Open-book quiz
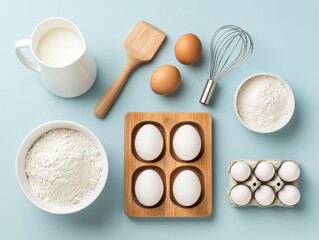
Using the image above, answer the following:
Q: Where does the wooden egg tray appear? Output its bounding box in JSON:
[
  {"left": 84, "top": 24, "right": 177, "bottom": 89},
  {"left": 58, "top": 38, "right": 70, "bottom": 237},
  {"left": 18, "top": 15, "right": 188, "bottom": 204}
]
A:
[
  {"left": 124, "top": 112, "right": 213, "bottom": 217},
  {"left": 227, "top": 160, "right": 300, "bottom": 207}
]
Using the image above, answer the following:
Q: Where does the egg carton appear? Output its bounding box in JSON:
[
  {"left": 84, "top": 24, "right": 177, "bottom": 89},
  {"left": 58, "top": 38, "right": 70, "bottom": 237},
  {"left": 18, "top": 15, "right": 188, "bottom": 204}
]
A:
[
  {"left": 227, "top": 160, "right": 300, "bottom": 207},
  {"left": 124, "top": 112, "right": 212, "bottom": 217}
]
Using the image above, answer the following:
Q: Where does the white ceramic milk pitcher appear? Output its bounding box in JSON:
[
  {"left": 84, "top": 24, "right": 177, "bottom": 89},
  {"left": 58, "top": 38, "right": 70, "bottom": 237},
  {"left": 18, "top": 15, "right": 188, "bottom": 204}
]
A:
[{"left": 15, "top": 17, "right": 97, "bottom": 98}]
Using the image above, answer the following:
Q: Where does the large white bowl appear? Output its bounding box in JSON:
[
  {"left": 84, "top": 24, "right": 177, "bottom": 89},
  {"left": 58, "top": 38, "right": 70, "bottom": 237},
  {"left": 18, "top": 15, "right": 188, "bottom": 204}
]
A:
[
  {"left": 234, "top": 73, "right": 295, "bottom": 133},
  {"left": 16, "top": 121, "right": 108, "bottom": 214}
]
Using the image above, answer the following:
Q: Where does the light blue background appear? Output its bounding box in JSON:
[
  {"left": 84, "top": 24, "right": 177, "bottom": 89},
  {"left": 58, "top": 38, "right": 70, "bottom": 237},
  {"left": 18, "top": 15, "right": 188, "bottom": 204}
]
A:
[{"left": 1, "top": 0, "right": 318, "bottom": 239}]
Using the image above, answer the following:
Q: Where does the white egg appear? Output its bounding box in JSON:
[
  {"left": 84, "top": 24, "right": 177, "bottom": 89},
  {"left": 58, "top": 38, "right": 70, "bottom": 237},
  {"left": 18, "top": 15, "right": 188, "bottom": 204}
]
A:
[
  {"left": 134, "top": 169, "right": 164, "bottom": 207},
  {"left": 173, "top": 170, "right": 201, "bottom": 206},
  {"left": 278, "top": 185, "right": 300, "bottom": 206},
  {"left": 230, "top": 162, "right": 251, "bottom": 182},
  {"left": 278, "top": 161, "right": 300, "bottom": 182},
  {"left": 230, "top": 185, "right": 252, "bottom": 206},
  {"left": 134, "top": 124, "right": 164, "bottom": 161},
  {"left": 173, "top": 124, "right": 202, "bottom": 161},
  {"left": 254, "top": 185, "right": 275, "bottom": 206},
  {"left": 254, "top": 162, "right": 275, "bottom": 181}
]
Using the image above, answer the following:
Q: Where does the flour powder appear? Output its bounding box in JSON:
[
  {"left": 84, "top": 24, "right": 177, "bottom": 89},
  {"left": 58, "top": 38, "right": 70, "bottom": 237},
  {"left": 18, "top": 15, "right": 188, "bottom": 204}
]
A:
[
  {"left": 236, "top": 75, "right": 292, "bottom": 131},
  {"left": 26, "top": 128, "right": 102, "bottom": 206}
]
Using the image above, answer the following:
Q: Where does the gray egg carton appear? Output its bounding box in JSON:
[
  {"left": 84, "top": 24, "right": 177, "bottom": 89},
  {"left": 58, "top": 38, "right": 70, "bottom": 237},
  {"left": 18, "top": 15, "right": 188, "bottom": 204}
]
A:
[{"left": 227, "top": 160, "right": 299, "bottom": 207}]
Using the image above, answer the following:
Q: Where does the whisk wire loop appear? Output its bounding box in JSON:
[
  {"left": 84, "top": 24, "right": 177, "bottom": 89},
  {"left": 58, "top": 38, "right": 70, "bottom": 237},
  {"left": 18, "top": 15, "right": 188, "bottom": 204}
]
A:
[
  {"left": 210, "top": 25, "right": 253, "bottom": 83},
  {"left": 200, "top": 25, "right": 253, "bottom": 105}
]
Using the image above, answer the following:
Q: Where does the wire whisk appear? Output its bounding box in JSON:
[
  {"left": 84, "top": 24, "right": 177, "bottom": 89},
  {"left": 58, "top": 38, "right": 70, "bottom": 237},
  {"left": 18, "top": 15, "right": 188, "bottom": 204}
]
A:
[{"left": 200, "top": 25, "right": 253, "bottom": 105}]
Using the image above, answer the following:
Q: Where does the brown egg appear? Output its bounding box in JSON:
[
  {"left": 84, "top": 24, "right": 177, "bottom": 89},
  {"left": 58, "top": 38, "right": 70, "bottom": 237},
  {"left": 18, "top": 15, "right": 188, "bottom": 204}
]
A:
[
  {"left": 150, "top": 65, "right": 181, "bottom": 95},
  {"left": 174, "top": 33, "right": 202, "bottom": 65}
]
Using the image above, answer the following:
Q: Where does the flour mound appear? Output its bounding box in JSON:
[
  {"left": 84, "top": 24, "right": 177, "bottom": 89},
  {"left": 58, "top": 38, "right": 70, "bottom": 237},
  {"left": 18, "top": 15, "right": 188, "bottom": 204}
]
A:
[
  {"left": 236, "top": 75, "right": 292, "bottom": 131},
  {"left": 26, "top": 128, "right": 102, "bottom": 206}
]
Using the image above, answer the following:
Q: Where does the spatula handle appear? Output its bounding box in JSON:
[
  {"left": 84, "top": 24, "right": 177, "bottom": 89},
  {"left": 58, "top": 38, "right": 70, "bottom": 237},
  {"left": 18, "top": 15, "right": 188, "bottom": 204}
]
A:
[{"left": 94, "top": 54, "right": 143, "bottom": 118}]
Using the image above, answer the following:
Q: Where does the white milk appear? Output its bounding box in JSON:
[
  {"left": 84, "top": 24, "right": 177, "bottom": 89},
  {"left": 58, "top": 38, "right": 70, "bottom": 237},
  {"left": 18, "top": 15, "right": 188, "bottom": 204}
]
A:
[{"left": 36, "top": 28, "right": 84, "bottom": 66}]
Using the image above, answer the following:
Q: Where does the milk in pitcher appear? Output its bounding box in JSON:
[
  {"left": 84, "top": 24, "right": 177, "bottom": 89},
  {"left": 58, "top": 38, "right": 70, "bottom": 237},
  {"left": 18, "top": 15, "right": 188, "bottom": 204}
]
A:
[{"left": 36, "top": 27, "right": 84, "bottom": 67}]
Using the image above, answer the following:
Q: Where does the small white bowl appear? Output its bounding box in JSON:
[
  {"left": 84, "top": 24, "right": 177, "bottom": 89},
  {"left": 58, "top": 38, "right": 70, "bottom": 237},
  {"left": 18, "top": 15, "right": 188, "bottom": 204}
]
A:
[
  {"left": 234, "top": 73, "right": 295, "bottom": 133},
  {"left": 16, "top": 121, "right": 108, "bottom": 214}
]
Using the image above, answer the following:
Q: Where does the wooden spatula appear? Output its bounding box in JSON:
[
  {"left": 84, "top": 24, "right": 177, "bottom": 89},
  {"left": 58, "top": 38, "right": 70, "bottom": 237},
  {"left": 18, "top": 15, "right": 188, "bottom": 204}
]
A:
[{"left": 94, "top": 21, "right": 166, "bottom": 118}]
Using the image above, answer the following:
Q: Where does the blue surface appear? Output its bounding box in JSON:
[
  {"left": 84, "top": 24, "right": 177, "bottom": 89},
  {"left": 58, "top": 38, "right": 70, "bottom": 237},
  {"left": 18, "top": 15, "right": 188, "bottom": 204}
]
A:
[{"left": 1, "top": 0, "right": 318, "bottom": 239}]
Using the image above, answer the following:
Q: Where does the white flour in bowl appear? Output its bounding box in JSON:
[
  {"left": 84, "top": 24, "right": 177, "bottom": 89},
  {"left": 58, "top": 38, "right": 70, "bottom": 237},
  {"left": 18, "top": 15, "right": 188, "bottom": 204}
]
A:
[
  {"left": 236, "top": 75, "right": 293, "bottom": 132},
  {"left": 26, "top": 128, "right": 102, "bottom": 206}
]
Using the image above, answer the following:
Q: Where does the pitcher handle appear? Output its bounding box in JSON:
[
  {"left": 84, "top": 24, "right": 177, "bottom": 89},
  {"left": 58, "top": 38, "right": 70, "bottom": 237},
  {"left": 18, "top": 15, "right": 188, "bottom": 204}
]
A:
[{"left": 15, "top": 39, "right": 40, "bottom": 73}]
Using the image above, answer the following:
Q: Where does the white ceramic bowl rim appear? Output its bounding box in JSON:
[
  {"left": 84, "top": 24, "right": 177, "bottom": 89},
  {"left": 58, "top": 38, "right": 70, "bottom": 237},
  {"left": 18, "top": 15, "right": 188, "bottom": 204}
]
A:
[
  {"left": 15, "top": 120, "right": 108, "bottom": 214},
  {"left": 234, "top": 73, "right": 295, "bottom": 133}
]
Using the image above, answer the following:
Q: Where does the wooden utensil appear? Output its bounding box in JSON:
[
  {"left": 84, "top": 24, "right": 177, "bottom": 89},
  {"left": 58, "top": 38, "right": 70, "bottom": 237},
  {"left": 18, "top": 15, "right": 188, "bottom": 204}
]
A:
[
  {"left": 94, "top": 21, "right": 166, "bottom": 118},
  {"left": 124, "top": 112, "right": 213, "bottom": 217}
]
